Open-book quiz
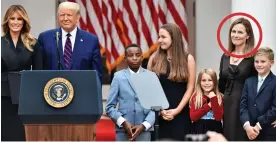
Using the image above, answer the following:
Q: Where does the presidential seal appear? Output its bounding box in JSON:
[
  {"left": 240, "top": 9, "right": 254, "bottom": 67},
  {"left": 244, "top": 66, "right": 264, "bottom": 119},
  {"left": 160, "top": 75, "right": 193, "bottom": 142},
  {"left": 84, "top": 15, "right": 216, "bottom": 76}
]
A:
[{"left": 44, "top": 77, "right": 74, "bottom": 108}]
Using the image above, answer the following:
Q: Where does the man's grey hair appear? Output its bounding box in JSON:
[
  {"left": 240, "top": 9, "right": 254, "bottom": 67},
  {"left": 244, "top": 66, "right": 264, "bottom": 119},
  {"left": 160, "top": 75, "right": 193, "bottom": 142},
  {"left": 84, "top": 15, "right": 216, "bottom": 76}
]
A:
[{"left": 58, "top": 1, "right": 80, "bottom": 15}]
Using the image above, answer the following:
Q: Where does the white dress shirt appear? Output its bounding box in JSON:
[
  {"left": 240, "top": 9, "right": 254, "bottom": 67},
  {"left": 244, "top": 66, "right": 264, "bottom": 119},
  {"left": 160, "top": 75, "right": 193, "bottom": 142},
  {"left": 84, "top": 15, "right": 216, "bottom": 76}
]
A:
[
  {"left": 116, "top": 67, "right": 152, "bottom": 131},
  {"left": 61, "top": 26, "right": 77, "bottom": 53}
]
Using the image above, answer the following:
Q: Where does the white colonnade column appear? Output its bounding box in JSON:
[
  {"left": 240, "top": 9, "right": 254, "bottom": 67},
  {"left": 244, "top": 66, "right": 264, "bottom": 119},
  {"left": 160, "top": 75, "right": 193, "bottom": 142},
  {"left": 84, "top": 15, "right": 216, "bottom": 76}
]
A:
[{"left": 232, "top": 0, "right": 276, "bottom": 74}]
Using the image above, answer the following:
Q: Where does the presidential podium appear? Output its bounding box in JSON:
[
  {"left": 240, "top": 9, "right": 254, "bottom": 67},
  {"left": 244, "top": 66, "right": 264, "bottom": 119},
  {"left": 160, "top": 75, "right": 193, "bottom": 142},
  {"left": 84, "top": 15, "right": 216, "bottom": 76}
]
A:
[{"left": 18, "top": 70, "right": 102, "bottom": 141}]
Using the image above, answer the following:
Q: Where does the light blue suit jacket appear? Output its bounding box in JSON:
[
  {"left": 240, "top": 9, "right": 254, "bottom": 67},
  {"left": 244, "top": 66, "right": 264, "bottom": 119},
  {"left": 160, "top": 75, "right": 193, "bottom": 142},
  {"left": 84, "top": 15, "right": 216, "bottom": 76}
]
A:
[{"left": 105, "top": 68, "right": 155, "bottom": 132}]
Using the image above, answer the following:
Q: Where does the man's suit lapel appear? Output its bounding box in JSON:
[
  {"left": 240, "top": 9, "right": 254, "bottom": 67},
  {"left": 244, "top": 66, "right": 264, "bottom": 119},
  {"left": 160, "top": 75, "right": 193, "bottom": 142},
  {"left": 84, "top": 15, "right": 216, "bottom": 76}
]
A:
[
  {"left": 256, "top": 72, "right": 273, "bottom": 97},
  {"left": 252, "top": 77, "right": 258, "bottom": 97},
  {"left": 125, "top": 69, "right": 137, "bottom": 94},
  {"left": 70, "top": 28, "right": 83, "bottom": 69}
]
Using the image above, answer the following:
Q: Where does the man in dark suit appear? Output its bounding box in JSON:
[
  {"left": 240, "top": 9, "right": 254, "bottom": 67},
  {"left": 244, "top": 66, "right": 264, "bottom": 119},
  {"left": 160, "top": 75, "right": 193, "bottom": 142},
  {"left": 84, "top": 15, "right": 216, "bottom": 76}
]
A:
[
  {"left": 240, "top": 47, "right": 276, "bottom": 141},
  {"left": 38, "top": 1, "right": 103, "bottom": 82}
]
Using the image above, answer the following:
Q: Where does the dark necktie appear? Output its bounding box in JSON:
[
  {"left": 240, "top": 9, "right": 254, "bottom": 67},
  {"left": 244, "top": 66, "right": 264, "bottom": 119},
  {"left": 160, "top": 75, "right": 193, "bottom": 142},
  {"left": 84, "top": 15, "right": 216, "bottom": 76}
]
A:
[{"left": 64, "top": 33, "right": 72, "bottom": 69}]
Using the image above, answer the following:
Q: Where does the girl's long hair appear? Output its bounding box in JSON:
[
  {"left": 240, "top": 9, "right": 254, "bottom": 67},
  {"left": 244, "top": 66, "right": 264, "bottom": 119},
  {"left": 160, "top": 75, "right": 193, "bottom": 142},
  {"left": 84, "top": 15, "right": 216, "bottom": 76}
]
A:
[
  {"left": 149, "top": 23, "right": 189, "bottom": 82},
  {"left": 190, "top": 68, "right": 223, "bottom": 109}
]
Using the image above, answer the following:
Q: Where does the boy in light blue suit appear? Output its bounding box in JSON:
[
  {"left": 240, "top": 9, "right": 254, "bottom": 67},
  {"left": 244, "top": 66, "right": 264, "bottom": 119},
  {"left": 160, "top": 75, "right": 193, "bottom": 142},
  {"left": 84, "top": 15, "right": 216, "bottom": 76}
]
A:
[{"left": 105, "top": 44, "right": 155, "bottom": 141}]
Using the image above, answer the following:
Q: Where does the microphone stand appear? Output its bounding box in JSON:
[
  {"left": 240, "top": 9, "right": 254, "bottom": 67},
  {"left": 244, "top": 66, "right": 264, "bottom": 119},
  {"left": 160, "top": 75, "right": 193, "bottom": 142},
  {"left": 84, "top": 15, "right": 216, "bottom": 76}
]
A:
[
  {"left": 56, "top": 32, "right": 62, "bottom": 70},
  {"left": 151, "top": 106, "right": 161, "bottom": 141}
]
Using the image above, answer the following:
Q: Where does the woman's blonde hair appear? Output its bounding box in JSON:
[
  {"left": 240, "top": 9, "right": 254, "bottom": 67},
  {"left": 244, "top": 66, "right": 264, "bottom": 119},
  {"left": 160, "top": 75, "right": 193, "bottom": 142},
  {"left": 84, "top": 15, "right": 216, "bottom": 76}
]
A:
[
  {"left": 2, "top": 5, "right": 36, "bottom": 52},
  {"left": 149, "top": 23, "right": 189, "bottom": 82},
  {"left": 190, "top": 68, "right": 223, "bottom": 109},
  {"left": 228, "top": 17, "right": 255, "bottom": 56}
]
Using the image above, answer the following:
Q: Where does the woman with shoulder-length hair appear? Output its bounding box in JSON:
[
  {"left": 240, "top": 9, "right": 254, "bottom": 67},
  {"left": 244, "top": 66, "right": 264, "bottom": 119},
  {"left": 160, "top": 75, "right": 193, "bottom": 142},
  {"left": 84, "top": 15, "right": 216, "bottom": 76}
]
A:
[
  {"left": 1, "top": 5, "right": 43, "bottom": 141},
  {"left": 218, "top": 17, "right": 257, "bottom": 141},
  {"left": 147, "top": 23, "right": 196, "bottom": 140}
]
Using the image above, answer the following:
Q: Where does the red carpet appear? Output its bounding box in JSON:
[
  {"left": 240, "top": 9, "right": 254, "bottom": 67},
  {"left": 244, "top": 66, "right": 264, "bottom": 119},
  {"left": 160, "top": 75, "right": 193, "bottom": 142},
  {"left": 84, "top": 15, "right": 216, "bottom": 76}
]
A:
[{"left": 96, "top": 119, "right": 116, "bottom": 141}]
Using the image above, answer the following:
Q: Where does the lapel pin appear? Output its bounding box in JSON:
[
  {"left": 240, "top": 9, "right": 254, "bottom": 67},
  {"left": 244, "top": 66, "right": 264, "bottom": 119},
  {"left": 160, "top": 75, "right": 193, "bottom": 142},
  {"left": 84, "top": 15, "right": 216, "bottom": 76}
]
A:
[{"left": 80, "top": 39, "right": 83, "bottom": 42}]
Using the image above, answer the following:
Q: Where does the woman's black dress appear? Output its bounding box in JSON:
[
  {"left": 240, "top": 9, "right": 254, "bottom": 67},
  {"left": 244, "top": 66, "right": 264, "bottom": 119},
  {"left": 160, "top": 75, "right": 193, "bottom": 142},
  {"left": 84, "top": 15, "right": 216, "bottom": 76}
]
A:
[
  {"left": 158, "top": 62, "right": 192, "bottom": 141},
  {"left": 218, "top": 54, "right": 257, "bottom": 141}
]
